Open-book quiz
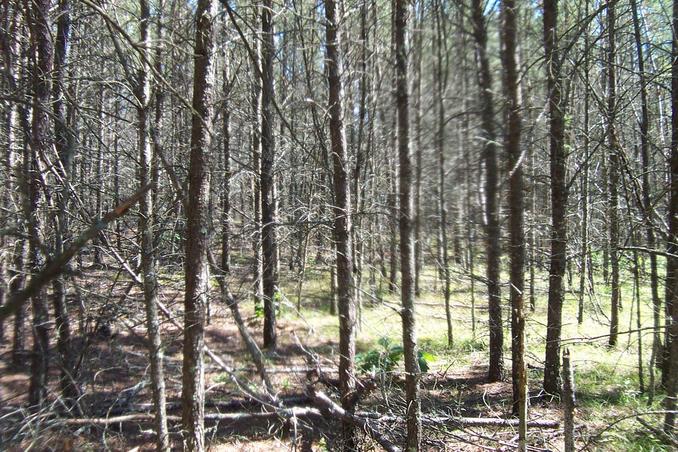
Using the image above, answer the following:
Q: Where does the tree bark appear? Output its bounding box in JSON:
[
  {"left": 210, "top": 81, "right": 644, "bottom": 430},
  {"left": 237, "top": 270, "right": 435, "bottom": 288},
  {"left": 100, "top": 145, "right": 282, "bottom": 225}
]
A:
[
  {"left": 261, "top": 0, "right": 278, "bottom": 349},
  {"left": 394, "top": 0, "right": 421, "bottom": 449},
  {"left": 501, "top": 0, "right": 527, "bottom": 443},
  {"left": 606, "top": 0, "right": 620, "bottom": 349},
  {"left": 137, "top": 0, "right": 169, "bottom": 448},
  {"left": 182, "top": 0, "right": 215, "bottom": 448},
  {"left": 543, "top": 0, "right": 568, "bottom": 395},
  {"left": 25, "top": 0, "right": 53, "bottom": 409},
  {"left": 630, "top": 0, "right": 662, "bottom": 393},
  {"left": 663, "top": 0, "right": 678, "bottom": 433},
  {"left": 470, "top": 0, "right": 503, "bottom": 382},
  {"left": 221, "top": 45, "right": 231, "bottom": 275},
  {"left": 324, "top": 1, "right": 357, "bottom": 447},
  {"left": 434, "top": 0, "right": 452, "bottom": 348}
]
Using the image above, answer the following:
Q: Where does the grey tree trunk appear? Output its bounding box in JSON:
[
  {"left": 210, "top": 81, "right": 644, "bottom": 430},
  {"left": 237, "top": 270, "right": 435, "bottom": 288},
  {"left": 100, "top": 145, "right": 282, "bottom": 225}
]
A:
[
  {"left": 606, "top": 0, "right": 620, "bottom": 348},
  {"left": 137, "top": 0, "right": 169, "bottom": 448},
  {"left": 221, "top": 46, "right": 231, "bottom": 275},
  {"left": 182, "top": 0, "right": 214, "bottom": 448},
  {"left": 663, "top": 0, "right": 678, "bottom": 433},
  {"left": 470, "top": 0, "right": 503, "bottom": 382},
  {"left": 631, "top": 0, "right": 662, "bottom": 393},
  {"left": 261, "top": 0, "right": 278, "bottom": 350},
  {"left": 394, "top": 0, "right": 421, "bottom": 448},
  {"left": 433, "top": 0, "right": 452, "bottom": 348},
  {"left": 324, "top": 1, "right": 357, "bottom": 447},
  {"left": 26, "top": 0, "right": 53, "bottom": 409},
  {"left": 52, "top": 0, "right": 78, "bottom": 404},
  {"left": 251, "top": 24, "right": 263, "bottom": 311},
  {"left": 501, "top": 0, "right": 527, "bottom": 442},
  {"left": 543, "top": 0, "right": 568, "bottom": 395}
]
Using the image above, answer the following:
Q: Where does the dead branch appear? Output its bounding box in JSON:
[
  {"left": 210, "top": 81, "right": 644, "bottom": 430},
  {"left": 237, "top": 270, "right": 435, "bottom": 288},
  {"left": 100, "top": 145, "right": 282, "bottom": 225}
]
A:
[
  {"left": 61, "top": 406, "right": 323, "bottom": 426},
  {"left": 0, "top": 184, "right": 151, "bottom": 321},
  {"left": 357, "top": 412, "right": 559, "bottom": 429},
  {"left": 309, "top": 387, "right": 402, "bottom": 452}
]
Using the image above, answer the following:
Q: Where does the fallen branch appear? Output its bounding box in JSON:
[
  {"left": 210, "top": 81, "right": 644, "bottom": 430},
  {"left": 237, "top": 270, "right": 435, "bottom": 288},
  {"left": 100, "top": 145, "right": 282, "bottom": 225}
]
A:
[
  {"left": 357, "top": 412, "right": 559, "bottom": 429},
  {"left": 111, "top": 394, "right": 312, "bottom": 415},
  {"left": 61, "top": 406, "right": 323, "bottom": 426},
  {"left": 0, "top": 184, "right": 151, "bottom": 321},
  {"left": 309, "top": 388, "right": 402, "bottom": 452},
  {"left": 636, "top": 417, "right": 678, "bottom": 448},
  {"left": 208, "top": 249, "right": 275, "bottom": 397}
]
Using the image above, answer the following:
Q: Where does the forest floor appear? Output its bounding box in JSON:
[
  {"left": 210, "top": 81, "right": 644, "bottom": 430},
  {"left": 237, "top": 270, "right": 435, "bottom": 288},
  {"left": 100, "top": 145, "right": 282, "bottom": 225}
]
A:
[{"left": 0, "top": 261, "right": 672, "bottom": 451}]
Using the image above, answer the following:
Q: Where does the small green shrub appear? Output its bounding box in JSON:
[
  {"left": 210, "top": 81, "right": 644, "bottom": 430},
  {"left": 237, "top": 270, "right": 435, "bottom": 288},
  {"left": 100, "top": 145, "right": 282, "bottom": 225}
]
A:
[{"left": 356, "top": 336, "right": 435, "bottom": 374}]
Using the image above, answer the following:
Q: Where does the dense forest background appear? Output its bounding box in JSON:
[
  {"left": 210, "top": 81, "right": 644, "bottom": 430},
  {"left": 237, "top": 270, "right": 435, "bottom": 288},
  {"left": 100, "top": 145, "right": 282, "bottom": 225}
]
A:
[{"left": 0, "top": 0, "right": 678, "bottom": 450}]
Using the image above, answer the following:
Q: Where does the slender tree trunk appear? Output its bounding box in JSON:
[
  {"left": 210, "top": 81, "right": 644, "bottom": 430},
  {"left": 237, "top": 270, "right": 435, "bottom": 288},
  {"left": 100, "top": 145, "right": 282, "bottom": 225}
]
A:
[
  {"left": 631, "top": 0, "right": 662, "bottom": 391},
  {"left": 501, "top": 1, "right": 526, "bottom": 442},
  {"left": 578, "top": 0, "right": 591, "bottom": 324},
  {"left": 251, "top": 27, "right": 263, "bottom": 311},
  {"left": 324, "top": 2, "right": 357, "bottom": 447},
  {"left": 221, "top": 46, "right": 231, "bottom": 274},
  {"left": 10, "top": 239, "right": 26, "bottom": 365},
  {"left": 137, "top": 0, "right": 169, "bottom": 448},
  {"left": 663, "top": 0, "right": 678, "bottom": 433},
  {"left": 470, "top": 0, "right": 503, "bottom": 382},
  {"left": 607, "top": 0, "right": 620, "bottom": 348},
  {"left": 413, "top": 0, "right": 424, "bottom": 298},
  {"left": 434, "top": 1, "right": 452, "bottom": 347},
  {"left": 394, "top": 0, "right": 421, "bottom": 448},
  {"left": 25, "top": 0, "right": 53, "bottom": 409},
  {"left": 52, "top": 0, "right": 78, "bottom": 404},
  {"left": 543, "top": 0, "right": 568, "bottom": 395},
  {"left": 182, "top": 0, "right": 214, "bottom": 448},
  {"left": 261, "top": 0, "right": 278, "bottom": 349}
]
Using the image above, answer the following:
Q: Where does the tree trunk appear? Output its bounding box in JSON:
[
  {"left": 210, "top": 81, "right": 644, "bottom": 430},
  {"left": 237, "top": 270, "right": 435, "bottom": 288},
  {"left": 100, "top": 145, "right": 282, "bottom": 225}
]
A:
[
  {"left": 394, "top": 0, "right": 421, "bottom": 448},
  {"left": 221, "top": 46, "right": 231, "bottom": 275},
  {"left": 543, "top": 0, "right": 568, "bottom": 395},
  {"left": 25, "top": 0, "right": 53, "bottom": 409},
  {"left": 663, "top": 0, "right": 678, "bottom": 433},
  {"left": 630, "top": 0, "right": 663, "bottom": 392},
  {"left": 606, "top": 0, "right": 620, "bottom": 348},
  {"left": 470, "top": 0, "right": 503, "bottom": 382},
  {"left": 501, "top": 0, "right": 526, "bottom": 442},
  {"left": 250, "top": 9, "right": 263, "bottom": 311},
  {"left": 413, "top": 0, "right": 424, "bottom": 298},
  {"left": 578, "top": 0, "right": 591, "bottom": 325},
  {"left": 182, "top": 0, "right": 215, "bottom": 448},
  {"left": 261, "top": 0, "right": 278, "bottom": 349},
  {"left": 324, "top": 2, "right": 357, "bottom": 447},
  {"left": 434, "top": 1, "right": 452, "bottom": 348},
  {"left": 137, "top": 0, "right": 169, "bottom": 448},
  {"left": 52, "top": 0, "right": 78, "bottom": 404}
]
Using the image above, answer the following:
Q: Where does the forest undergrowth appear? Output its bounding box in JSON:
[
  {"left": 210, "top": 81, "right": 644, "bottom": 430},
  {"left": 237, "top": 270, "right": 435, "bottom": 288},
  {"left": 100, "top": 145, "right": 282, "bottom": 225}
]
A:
[{"left": 0, "top": 259, "right": 669, "bottom": 451}]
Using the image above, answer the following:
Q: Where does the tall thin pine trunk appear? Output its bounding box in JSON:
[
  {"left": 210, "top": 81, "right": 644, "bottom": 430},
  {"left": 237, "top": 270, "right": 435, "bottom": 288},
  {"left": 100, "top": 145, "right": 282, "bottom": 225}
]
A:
[
  {"left": 434, "top": 1, "right": 452, "bottom": 347},
  {"left": 182, "top": 0, "right": 214, "bottom": 448},
  {"left": 607, "top": 0, "right": 620, "bottom": 348},
  {"left": 25, "top": 0, "right": 53, "bottom": 408},
  {"left": 394, "top": 0, "right": 421, "bottom": 448},
  {"left": 663, "top": 0, "right": 678, "bottom": 433},
  {"left": 137, "top": 0, "right": 169, "bottom": 448},
  {"left": 324, "top": 1, "right": 357, "bottom": 447},
  {"left": 261, "top": 0, "right": 278, "bottom": 349},
  {"left": 501, "top": 1, "right": 527, "bottom": 443},
  {"left": 631, "top": 0, "right": 662, "bottom": 392},
  {"left": 471, "top": 0, "right": 503, "bottom": 382},
  {"left": 543, "top": 0, "right": 568, "bottom": 395}
]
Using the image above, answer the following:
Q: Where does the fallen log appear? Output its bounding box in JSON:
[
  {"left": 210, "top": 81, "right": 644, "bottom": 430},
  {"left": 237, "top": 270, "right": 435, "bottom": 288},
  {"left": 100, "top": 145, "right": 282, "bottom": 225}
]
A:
[
  {"left": 115, "top": 394, "right": 312, "bottom": 415},
  {"left": 357, "top": 412, "right": 559, "bottom": 429},
  {"left": 62, "top": 406, "right": 323, "bottom": 426}
]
